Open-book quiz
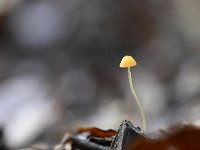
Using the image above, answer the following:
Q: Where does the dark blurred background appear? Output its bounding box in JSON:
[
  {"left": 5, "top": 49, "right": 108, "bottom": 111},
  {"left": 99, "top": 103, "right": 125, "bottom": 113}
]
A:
[{"left": 0, "top": 0, "right": 200, "bottom": 149}]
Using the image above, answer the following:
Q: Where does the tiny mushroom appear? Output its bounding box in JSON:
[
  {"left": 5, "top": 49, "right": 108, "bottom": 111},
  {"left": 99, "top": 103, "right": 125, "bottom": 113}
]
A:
[
  {"left": 120, "top": 55, "right": 146, "bottom": 133},
  {"left": 120, "top": 55, "right": 137, "bottom": 68}
]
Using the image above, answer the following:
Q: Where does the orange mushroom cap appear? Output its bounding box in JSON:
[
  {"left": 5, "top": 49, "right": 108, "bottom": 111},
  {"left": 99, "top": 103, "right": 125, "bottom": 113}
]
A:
[{"left": 120, "top": 55, "right": 137, "bottom": 68}]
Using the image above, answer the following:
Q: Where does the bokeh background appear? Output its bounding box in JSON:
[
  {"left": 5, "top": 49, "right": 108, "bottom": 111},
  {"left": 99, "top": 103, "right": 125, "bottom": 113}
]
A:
[{"left": 0, "top": 0, "right": 200, "bottom": 149}]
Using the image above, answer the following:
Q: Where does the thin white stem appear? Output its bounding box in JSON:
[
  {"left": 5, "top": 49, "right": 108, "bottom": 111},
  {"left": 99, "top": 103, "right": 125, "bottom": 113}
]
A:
[{"left": 128, "top": 67, "right": 146, "bottom": 133}]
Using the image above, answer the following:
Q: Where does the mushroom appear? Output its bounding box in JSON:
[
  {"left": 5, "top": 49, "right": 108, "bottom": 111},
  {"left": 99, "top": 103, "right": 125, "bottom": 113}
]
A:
[{"left": 120, "top": 55, "right": 146, "bottom": 133}]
